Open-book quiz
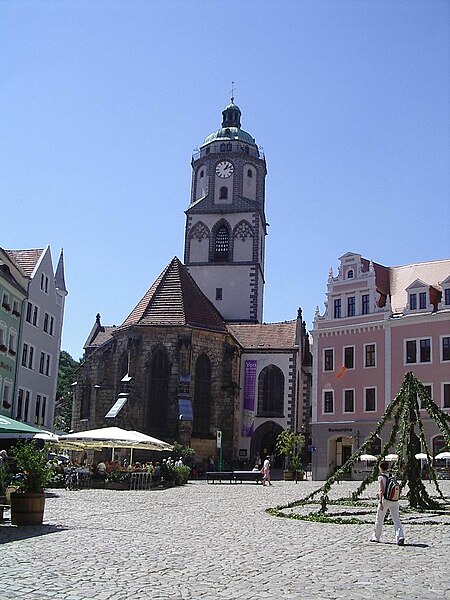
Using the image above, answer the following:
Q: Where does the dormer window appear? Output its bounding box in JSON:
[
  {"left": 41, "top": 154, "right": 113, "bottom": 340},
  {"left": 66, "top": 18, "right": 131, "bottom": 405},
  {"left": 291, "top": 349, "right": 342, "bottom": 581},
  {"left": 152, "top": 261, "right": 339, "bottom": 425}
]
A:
[
  {"left": 419, "top": 292, "right": 427, "bottom": 309},
  {"left": 445, "top": 288, "right": 450, "bottom": 305},
  {"left": 409, "top": 293, "right": 417, "bottom": 310},
  {"left": 347, "top": 269, "right": 354, "bottom": 279}
]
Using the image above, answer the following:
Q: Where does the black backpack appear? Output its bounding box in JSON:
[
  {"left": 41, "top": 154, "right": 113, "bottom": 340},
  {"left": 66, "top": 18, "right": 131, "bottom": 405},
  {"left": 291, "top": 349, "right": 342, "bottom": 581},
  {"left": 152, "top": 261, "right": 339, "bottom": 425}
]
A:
[{"left": 382, "top": 473, "right": 401, "bottom": 501}]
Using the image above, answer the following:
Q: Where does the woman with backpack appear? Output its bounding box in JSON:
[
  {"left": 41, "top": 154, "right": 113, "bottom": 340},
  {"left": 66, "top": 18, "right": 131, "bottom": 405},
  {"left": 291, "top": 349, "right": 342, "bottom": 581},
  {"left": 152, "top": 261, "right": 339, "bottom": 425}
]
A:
[{"left": 371, "top": 461, "right": 405, "bottom": 545}]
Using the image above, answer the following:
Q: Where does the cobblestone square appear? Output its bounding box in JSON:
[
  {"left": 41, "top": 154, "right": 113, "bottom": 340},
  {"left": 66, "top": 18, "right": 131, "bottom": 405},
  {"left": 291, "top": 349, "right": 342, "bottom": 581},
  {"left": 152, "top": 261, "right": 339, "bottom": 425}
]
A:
[{"left": 1, "top": 480, "right": 449, "bottom": 600}]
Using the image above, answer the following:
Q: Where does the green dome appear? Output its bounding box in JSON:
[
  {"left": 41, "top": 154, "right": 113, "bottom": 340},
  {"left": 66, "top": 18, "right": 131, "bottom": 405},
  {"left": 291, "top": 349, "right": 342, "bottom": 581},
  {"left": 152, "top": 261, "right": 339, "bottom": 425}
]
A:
[
  {"left": 203, "top": 127, "right": 256, "bottom": 145},
  {"left": 202, "top": 101, "right": 256, "bottom": 146}
]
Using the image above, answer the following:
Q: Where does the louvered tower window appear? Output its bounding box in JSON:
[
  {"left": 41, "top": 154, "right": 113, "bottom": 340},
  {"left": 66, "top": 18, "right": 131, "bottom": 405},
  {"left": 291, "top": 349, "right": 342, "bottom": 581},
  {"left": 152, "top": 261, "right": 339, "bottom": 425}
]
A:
[{"left": 214, "top": 225, "right": 229, "bottom": 261}]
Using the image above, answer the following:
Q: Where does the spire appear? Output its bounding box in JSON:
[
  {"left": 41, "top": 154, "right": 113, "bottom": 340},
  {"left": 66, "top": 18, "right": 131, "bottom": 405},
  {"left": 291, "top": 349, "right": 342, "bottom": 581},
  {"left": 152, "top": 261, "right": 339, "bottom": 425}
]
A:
[{"left": 55, "top": 249, "right": 68, "bottom": 295}]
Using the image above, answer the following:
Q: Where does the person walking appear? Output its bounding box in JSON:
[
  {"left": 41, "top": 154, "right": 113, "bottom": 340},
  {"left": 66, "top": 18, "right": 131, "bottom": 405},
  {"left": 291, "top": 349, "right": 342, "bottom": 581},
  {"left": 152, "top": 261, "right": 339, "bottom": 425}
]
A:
[
  {"left": 371, "top": 461, "right": 404, "bottom": 545},
  {"left": 262, "top": 455, "right": 272, "bottom": 486}
]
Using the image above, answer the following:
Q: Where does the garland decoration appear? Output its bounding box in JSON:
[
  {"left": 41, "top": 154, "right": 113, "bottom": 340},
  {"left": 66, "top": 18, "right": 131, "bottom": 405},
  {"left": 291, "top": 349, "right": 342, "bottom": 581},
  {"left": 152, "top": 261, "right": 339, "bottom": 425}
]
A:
[{"left": 267, "top": 372, "right": 450, "bottom": 523}]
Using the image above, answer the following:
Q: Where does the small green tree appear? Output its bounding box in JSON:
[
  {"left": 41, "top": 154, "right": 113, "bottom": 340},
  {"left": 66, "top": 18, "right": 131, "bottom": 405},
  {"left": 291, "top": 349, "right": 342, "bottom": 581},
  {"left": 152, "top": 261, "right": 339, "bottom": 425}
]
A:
[{"left": 276, "top": 430, "right": 305, "bottom": 472}]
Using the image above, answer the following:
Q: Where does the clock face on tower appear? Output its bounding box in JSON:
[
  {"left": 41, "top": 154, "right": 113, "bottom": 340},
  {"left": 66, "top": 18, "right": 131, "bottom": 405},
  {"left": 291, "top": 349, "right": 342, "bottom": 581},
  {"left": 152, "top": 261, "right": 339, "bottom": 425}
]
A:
[{"left": 215, "top": 161, "right": 234, "bottom": 178}]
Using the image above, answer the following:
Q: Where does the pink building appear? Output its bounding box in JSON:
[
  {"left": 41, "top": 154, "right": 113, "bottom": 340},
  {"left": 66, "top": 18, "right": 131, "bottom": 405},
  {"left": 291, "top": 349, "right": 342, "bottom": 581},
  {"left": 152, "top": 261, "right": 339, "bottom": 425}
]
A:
[{"left": 311, "top": 252, "right": 450, "bottom": 480}]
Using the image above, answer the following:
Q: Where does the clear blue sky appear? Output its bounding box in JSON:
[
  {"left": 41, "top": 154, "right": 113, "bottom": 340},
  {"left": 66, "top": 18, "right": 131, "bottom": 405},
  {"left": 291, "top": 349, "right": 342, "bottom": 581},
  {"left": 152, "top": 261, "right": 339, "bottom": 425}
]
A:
[{"left": 2, "top": 0, "right": 449, "bottom": 360}]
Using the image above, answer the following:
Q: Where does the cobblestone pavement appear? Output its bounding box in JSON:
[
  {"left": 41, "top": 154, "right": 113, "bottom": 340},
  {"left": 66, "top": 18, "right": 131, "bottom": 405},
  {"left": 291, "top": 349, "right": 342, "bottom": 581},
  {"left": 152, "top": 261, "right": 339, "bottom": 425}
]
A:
[{"left": 1, "top": 480, "right": 449, "bottom": 600}]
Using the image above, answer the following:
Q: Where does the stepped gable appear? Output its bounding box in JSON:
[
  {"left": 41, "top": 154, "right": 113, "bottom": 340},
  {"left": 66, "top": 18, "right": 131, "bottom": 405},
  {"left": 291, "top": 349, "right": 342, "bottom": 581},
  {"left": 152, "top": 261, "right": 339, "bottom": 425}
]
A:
[
  {"left": 121, "top": 257, "right": 227, "bottom": 332},
  {"left": 5, "top": 249, "right": 44, "bottom": 276},
  {"left": 228, "top": 321, "right": 297, "bottom": 349}
]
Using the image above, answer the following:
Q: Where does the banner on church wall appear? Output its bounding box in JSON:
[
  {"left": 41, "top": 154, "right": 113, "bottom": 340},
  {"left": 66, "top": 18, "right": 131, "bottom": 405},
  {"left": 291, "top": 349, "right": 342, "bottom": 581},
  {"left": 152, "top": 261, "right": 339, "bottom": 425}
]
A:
[{"left": 242, "top": 359, "right": 257, "bottom": 437}]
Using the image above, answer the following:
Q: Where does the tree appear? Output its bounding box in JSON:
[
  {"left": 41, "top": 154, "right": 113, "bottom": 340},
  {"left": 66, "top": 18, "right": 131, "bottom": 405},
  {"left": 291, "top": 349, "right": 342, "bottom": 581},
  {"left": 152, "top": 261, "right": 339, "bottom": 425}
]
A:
[{"left": 54, "top": 351, "right": 79, "bottom": 432}]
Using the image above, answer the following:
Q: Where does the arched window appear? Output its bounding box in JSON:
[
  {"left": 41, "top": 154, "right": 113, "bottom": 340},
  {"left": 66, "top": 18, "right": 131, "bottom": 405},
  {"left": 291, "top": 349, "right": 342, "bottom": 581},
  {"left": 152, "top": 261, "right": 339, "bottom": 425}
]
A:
[
  {"left": 219, "top": 186, "right": 228, "bottom": 200},
  {"left": 247, "top": 169, "right": 253, "bottom": 178},
  {"left": 257, "top": 365, "right": 284, "bottom": 417},
  {"left": 80, "top": 380, "right": 91, "bottom": 420},
  {"left": 193, "top": 354, "right": 211, "bottom": 435},
  {"left": 347, "top": 269, "right": 354, "bottom": 279},
  {"left": 214, "top": 225, "right": 230, "bottom": 262},
  {"left": 147, "top": 348, "right": 170, "bottom": 435}
]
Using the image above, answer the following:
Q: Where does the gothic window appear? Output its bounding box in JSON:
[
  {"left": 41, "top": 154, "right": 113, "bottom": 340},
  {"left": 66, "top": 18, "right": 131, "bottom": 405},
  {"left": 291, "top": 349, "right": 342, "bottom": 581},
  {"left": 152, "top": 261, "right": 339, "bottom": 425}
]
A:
[
  {"left": 219, "top": 186, "right": 228, "bottom": 200},
  {"left": 147, "top": 348, "right": 170, "bottom": 435},
  {"left": 193, "top": 354, "right": 211, "bottom": 435},
  {"left": 257, "top": 365, "right": 284, "bottom": 417},
  {"left": 190, "top": 221, "right": 210, "bottom": 243},
  {"left": 214, "top": 225, "right": 230, "bottom": 262},
  {"left": 80, "top": 380, "right": 91, "bottom": 420},
  {"left": 234, "top": 220, "right": 253, "bottom": 241}
]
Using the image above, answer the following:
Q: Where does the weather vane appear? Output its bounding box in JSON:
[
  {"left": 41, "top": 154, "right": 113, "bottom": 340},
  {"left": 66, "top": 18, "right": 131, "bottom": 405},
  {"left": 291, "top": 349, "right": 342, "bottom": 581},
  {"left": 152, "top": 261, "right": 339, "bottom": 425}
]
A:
[{"left": 230, "top": 81, "right": 236, "bottom": 103}]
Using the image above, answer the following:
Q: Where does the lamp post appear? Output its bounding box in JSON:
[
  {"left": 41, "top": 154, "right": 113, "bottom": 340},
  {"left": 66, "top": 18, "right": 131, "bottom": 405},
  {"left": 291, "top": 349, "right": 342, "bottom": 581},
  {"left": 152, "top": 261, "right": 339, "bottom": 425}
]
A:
[{"left": 216, "top": 430, "right": 223, "bottom": 471}]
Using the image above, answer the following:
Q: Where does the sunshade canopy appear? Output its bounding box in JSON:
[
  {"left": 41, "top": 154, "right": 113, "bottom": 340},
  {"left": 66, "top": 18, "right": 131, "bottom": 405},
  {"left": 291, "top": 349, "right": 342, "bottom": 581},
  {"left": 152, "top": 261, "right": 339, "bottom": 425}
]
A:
[
  {"left": 58, "top": 427, "right": 173, "bottom": 452},
  {"left": 0, "top": 414, "right": 44, "bottom": 435}
]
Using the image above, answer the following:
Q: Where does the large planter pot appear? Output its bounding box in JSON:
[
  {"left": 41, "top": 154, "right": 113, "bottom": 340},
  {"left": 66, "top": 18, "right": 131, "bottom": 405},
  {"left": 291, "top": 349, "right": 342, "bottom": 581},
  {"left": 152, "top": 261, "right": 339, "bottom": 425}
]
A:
[
  {"left": 283, "top": 470, "right": 295, "bottom": 481},
  {"left": 10, "top": 492, "right": 45, "bottom": 526}
]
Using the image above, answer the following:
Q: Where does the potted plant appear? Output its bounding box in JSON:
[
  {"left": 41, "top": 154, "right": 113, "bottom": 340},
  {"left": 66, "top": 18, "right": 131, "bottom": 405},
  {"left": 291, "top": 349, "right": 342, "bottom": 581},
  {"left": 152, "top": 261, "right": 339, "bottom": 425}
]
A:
[
  {"left": 276, "top": 430, "right": 305, "bottom": 482},
  {"left": 10, "top": 441, "right": 52, "bottom": 525}
]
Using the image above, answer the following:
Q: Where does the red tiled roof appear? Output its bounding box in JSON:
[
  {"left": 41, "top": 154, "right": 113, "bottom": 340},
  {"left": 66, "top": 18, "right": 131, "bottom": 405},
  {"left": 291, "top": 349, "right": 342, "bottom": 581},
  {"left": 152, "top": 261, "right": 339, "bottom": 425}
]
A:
[
  {"left": 228, "top": 321, "right": 297, "bottom": 349},
  {"left": 5, "top": 249, "right": 44, "bottom": 277},
  {"left": 121, "top": 257, "right": 227, "bottom": 332},
  {"left": 86, "top": 326, "right": 116, "bottom": 348}
]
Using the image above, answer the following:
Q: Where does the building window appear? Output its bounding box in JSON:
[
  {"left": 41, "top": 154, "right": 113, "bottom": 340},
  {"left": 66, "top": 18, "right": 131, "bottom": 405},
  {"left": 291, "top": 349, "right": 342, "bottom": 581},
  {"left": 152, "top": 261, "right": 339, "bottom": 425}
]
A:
[
  {"left": 247, "top": 169, "right": 252, "bottom": 178},
  {"left": 193, "top": 354, "right": 212, "bottom": 435},
  {"left": 22, "top": 343, "right": 34, "bottom": 369},
  {"left": 41, "top": 396, "right": 46, "bottom": 425},
  {"left": 362, "top": 294, "right": 370, "bottom": 315},
  {"left": 12, "top": 299, "right": 21, "bottom": 317},
  {"left": 26, "top": 302, "right": 39, "bottom": 326},
  {"left": 419, "top": 292, "right": 427, "bottom": 309},
  {"left": 214, "top": 225, "right": 230, "bottom": 262},
  {"left": 445, "top": 288, "right": 450, "bottom": 305},
  {"left": 40, "top": 273, "right": 49, "bottom": 293},
  {"left": 2, "top": 379, "right": 12, "bottom": 409},
  {"left": 215, "top": 288, "right": 222, "bottom": 301},
  {"left": 343, "top": 389, "right": 354, "bottom": 413},
  {"left": 257, "top": 365, "right": 285, "bottom": 417},
  {"left": 365, "top": 387, "right": 376, "bottom": 412},
  {"left": 323, "top": 390, "right": 334, "bottom": 414},
  {"left": 364, "top": 343, "right": 376, "bottom": 368},
  {"left": 35, "top": 394, "right": 41, "bottom": 424},
  {"left": 334, "top": 299, "right": 341, "bottom": 319},
  {"left": 39, "top": 352, "right": 51, "bottom": 376},
  {"left": 23, "top": 390, "right": 30, "bottom": 422},
  {"left": 406, "top": 338, "right": 431, "bottom": 364},
  {"left": 441, "top": 336, "right": 450, "bottom": 362},
  {"left": 0, "top": 323, "right": 6, "bottom": 352},
  {"left": 1, "top": 292, "right": 10, "bottom": 311},
  {"left": 219, "top": 186, "right": 228, "bottom": 200},
  {"left": 344, "top": 346, "right": 354, "bottom": 369},
  {"left": 443, "top": 383, "right": 450, "bottom": 409},
  {"left": 43, "top": 313, "right": 55, "bottom": 335},
  {"left": 347, "top": 269, "right": 354, "bottom": 279},
  {"left": 8, "top": 330, "right": 17, "bottom": 355},
  {"left": 419, "top": 339, "right": 431, "bottom": 363},
  {"left": 409, "top": 293, "right": 417, "bottom": 310},
  {"left": 200, "top": 170, "right": 204, "bottom": 178},
  {"left": 324, "top": 348, "right": 334, "bottom": 371},
  {"left": 147, "top": 348, "right": 170, "bottom": 435},
  {"left": 347, "top": 296, "right": 355, "bottom": 317}
]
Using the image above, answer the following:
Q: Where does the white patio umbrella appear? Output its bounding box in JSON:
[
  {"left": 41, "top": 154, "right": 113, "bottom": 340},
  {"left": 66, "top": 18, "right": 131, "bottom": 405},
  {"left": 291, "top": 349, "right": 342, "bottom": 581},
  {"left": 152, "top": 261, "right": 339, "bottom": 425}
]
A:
[
  {"left": 435, "top": 452, "right": 450, "bottom": 460},
  {"left": 415, "top": 452, "right": 432, "bottom": 460},
  {"left": 384, "top": 454, "right": 398, "bottom": 462},
  {"left": 58, "top": 427, "right": 173, "bottom": 460},
  {"left": 360, "top": 454, "right": 377, "bottom": 462}
]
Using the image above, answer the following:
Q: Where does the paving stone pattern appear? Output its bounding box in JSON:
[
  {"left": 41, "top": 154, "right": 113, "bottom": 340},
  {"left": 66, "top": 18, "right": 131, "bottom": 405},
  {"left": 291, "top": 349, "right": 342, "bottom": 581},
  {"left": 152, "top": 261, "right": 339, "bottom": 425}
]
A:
[{"left": 1, "top": 480, "right": 449, "bottom": 600}]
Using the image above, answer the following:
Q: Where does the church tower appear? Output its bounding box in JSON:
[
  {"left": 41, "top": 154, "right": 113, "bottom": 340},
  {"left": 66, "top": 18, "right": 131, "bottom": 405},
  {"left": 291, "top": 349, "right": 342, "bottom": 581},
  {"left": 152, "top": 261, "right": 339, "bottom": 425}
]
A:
[{"left": 184, "top": 100, "right": 267, "bottom": 323}]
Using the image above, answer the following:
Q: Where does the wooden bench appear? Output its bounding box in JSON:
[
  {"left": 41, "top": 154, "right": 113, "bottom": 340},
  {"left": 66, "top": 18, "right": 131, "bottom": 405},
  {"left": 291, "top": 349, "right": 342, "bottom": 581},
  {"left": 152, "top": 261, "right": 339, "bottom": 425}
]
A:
[
  {"left": 232, "top": 471, "right": 262, "bottom": 484},
  {"left": 206, "top": 471, "right": 262, "bottom": 484},
  {"left": 206, "top": 471, "right": 234, "bottom": 483}
]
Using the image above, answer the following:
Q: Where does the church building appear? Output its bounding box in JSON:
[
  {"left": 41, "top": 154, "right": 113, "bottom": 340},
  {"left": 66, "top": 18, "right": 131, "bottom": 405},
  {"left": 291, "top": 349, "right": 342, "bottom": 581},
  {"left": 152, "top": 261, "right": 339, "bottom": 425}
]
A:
[{"left": 72, "top": 100, "right": 312, "bottom": 468}]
